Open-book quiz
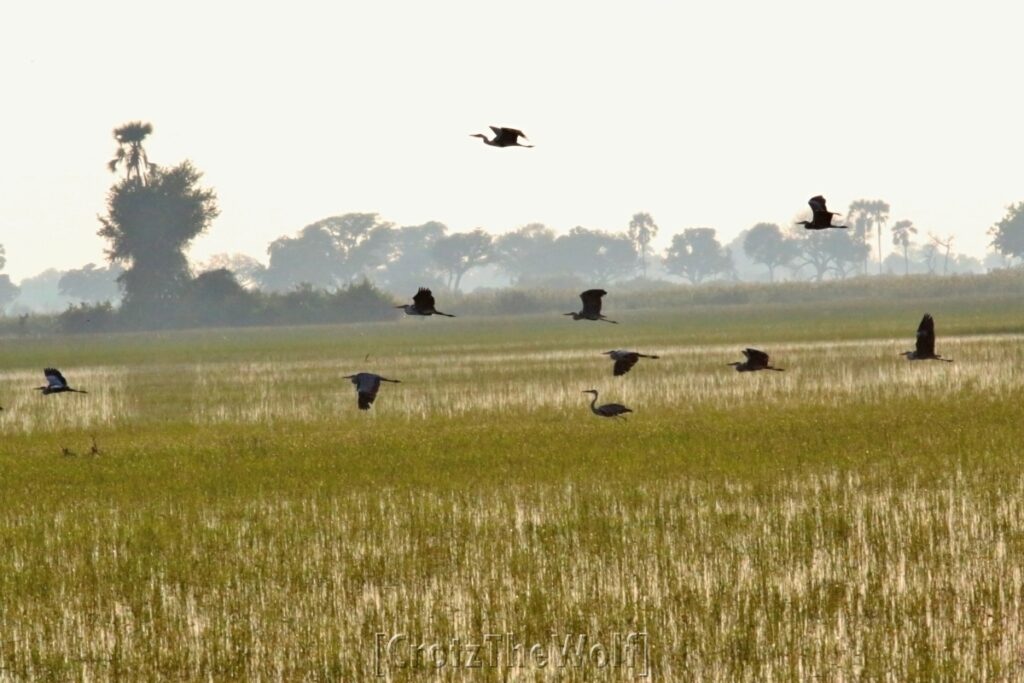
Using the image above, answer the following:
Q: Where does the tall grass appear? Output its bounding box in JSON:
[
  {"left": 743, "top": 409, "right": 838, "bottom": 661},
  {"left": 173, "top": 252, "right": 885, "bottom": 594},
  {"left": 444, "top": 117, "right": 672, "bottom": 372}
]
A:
[{"left": 1, "top": 300, "right": 1022, "bottom": 680}]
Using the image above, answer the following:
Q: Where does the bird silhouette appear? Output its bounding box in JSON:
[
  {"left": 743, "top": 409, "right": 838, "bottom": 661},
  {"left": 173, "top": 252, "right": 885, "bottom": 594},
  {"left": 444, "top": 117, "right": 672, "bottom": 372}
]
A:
[
  {"left": 603, "top": 350, "right": 659, "bottom": 376},
  {"left": 344, "top": 372, "right": 401, "bottom": 410},
  {"left": 565, "top": 289, "right": 617, "bottom": 323},
  {"left": 470, "top": 126, "right": 533, "bottom": 148},
  {"left": 396, "top": 288, "right": 455, "bottom": 317},
  {"left": 902, "top": 314, "right": 953, "bottom": 362},
  {"left": 728, "top": 348, "right": 784, "bottom": 372},
  {"left": 582, "top": 390, "right": 633, "bottom": 419},
  {"left": 796, "top": 196, "right": 847, "bottom": 230},
  {"left": 36, "top": 368, "right": 87, "bottom": 395}
]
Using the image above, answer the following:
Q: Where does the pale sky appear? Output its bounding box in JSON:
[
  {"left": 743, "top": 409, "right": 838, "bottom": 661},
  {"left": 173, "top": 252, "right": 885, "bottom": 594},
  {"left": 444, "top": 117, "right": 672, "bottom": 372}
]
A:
[{"left": 2, "top": 1, "right": 1021, "bottom": 281}]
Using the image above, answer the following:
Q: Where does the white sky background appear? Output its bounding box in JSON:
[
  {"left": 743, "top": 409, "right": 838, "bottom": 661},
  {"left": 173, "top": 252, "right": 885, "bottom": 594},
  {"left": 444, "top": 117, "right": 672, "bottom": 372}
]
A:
[{"left": 1, "top": 1, "right": 1021, "bottom": 281}]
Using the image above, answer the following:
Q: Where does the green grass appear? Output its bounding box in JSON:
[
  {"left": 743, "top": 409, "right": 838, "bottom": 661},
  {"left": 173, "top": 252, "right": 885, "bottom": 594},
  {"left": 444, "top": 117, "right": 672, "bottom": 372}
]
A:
[{"left": 1, "top": 299, "right": 1023, "bottom": 680}]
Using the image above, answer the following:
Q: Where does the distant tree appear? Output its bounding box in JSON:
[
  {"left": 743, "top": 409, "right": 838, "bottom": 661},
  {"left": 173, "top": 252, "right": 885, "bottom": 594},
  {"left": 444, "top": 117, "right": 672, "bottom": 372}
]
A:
[
  {"left": 98, "top": 161, "right": 219, "bottom": 321},
  {"left": 378, "top": 221, "right": 447, "bottom": 294},
  {"left": 627, "top": 212, "right": 659, "bottom": 279},
  {"left": 58, "top": 263, "right": 124, "bottom": 302},
  {"left": 8, "top": 269, "right": 68, "bottom": 313},
  {"left": 494, "top": 223, "right": 558, "bottom": 285},
  {"left": 664, "top": 228, "right": 733, "bottom": 284},
  {"left": 552, "top": 227, "right": 637, "bottom": 283},
  {"left": 988, "top": 202, "right": 1024, "bottom": 265},
  {"left": 847, "top": 199, "right": 890, "bottom": 274},
  {"left": 890, "top": 220, "right": 918, "bottom": 275},
  {"left": 260, "top": 213, "right": 394, "bottom": 292},
  {"left": 262, "top": 225, "right": 339, "bottom": 292},
  {"left": 183, "top": 268, "right": 256, "bottom": 326},
  {"left": 929, "top": 233, "right": 955, "bottom": 275},
  {"left": 107, "top": 121, "right": 155, "bottom": 184},
  {"left": 742, "top": 223, "right": 799, "bottom": 282},
  {"left": 790, "top": 229, "right": 870, "bottom": 281},
  {"left": 198, "top": 254, "right": 265, "bottom": 290},
  {"left": 431, "top": 229, "right": 494, "bottom": 291},
  {"left": 0, "top": 243, "right": 5, "bottom": 271},
  {"left": 919, "top": 243, "right": 939, "bottom": 274},
  {"left": 0, "top": 275, "right": 17, "bottom": 313}
]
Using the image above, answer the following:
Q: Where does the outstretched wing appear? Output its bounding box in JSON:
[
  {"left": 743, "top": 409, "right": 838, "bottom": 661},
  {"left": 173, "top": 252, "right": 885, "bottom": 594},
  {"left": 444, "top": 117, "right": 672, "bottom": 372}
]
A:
[
  {"left": 613, "top": 353, "right": 639, "bottom": 376},
  {"left": 355, "top": 373, "right": 382, "bottom": 410},
  {"left": 743, "top": 348, "right": 770, "bottom": 367},
  {"left": 412, "top": 288, "right": 436, "bottom": 311},
  {"left": 580, "top": 289, "right": 607, "bottom": 316},
  {"left": 808, "top": 195, "right": 829, "bottom": 214},
  {"left": 43, "top": 368, "right": 67, "bottom": 389},
  {"left": 491, "top": 127, "right": 526, "bottom": 145},
  {"left": 916, "top": 314, "right": 936, "bottom": 357}
]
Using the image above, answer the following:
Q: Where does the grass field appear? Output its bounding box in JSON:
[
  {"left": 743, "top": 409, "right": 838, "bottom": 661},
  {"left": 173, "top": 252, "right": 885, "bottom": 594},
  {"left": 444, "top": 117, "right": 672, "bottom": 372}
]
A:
[{"left": 2, "top": 297, "right": 1024, "bottom": 680}]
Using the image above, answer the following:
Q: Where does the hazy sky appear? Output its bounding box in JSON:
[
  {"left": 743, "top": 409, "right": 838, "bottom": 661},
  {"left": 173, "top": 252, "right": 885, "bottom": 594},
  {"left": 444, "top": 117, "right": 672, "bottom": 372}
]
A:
[{"left": 2, "top": 1, "right": 1022, "bottom": 281}]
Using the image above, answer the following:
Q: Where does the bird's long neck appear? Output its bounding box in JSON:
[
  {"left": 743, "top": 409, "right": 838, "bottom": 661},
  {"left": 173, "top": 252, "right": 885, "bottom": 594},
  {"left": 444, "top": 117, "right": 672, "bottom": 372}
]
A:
[{"left": 589, "top": 393, "right": 598, "bottom": 412}]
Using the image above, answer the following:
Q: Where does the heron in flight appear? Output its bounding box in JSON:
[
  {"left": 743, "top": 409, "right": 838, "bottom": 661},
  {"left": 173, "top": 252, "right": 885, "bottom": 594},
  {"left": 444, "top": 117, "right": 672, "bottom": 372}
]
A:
[
  {"left": 565, "top": 289, "right": 617, "bottom": 323},
  {"left": 603, "top": 350, "right": 659, "bottom": 376},
  {"left": 796, "top": 196, "right": 847, "bottom": 230},
  {"left": 344, "top": 372, "right": 401, "bottom": 410},
  {"left": 582, "top": 390, "right": 633, "bottom": 419},
  {"left": 902, "top": 314, "right": 953, "bottom": 362},
  {"left": 36, "top": 368, "right": 87, "bottom": 395},
  {"left": 396, "top": 288, "right": 455, "bottom": 317},
  {"left": 728, "top": 349, "right": 784, "bottom": 372},
  {"left": 470, "top": 126, "right": 533, "bottom": 148}
]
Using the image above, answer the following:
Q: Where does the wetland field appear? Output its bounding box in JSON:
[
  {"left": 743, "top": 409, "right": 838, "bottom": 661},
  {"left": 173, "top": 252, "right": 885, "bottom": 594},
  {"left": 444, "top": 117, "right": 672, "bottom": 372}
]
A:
[{"left": 1, "top": 296, "right": 1023, "bottom": 680}]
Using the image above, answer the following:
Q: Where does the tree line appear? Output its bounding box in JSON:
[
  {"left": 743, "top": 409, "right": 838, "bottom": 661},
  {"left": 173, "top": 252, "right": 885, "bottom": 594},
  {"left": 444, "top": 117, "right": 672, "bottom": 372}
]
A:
[{"left": 1, "top": 122, "right": 1023, "bottom": 328}]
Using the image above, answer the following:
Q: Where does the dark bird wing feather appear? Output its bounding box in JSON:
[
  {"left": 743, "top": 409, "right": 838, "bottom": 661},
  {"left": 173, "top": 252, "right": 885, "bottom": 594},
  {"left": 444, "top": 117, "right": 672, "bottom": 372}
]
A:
[
  {"left": 613, "top": 354, "right": 639, "bottom": 376},
  {"left": 916, "top": 314, "right": 936, "bottom": 357},
  {"left": 44, "top": 368, "right": 67, "bottom": 388},
  {"left": 412, "top": 288, "right": 436, "bottom": 311},
  {"left": 579, "top": 289, "right": 606, "bottom": 316}
]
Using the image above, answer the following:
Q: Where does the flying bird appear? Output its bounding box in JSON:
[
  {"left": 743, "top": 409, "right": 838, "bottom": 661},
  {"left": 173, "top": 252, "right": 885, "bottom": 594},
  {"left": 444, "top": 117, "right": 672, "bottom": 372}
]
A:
[
  {"left": 36, "top": 368, "right": 87, "bottom": 395},
  {"left": 796, "top": 196, "right": 847, "bottom": 230},
  {"left": 582, "top": 389, "right": 633, "bottom": 419},
  {"left": 902, "top": 313, "right": 953, "bottom": 362},
  {"left": 603, "top": 350, "right": 659, "bottom": 376},
  {"left": 396, "top": 288, "right": 455, "bottom": 317},
  {"left": 343, "top": 372, "right": 401, "bottom": 410},
  {"left": 470, "top": 126, "right": 533, "bottom": 148},
  {"left": 728, "top": 349, "right": 784, "bottom": 372},
  {"left": 565, "top": 289, "right": 617, "bottom": 323}
]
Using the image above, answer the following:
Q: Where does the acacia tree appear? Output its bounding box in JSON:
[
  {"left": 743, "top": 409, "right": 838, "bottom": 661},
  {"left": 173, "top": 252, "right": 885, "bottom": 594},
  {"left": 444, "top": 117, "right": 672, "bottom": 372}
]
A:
[
  {"left": 663, "top": 228, "right": 733, "bottom": 284},
  {"left": 627, "top": 212, "right": 659, "bottom": 279},
  {"left": 494, "top": 223, "right": 558, "bottom": 285},
  {"left": 988, "top": 202, "right": 1024, "bottom": 265},
  {"left": 790, "top": 228, "right": 869, "bottom": 281},
  {"left": 743, "top": 223, "right": 799, "bottom": 282},
  {"left": 431, "top": 229, "right": 493, "bottom": 291},
  {"left": 552, "top": 227, "right": 637, "bottom": 283},
  {"left": 890, "top": 220, "right": 918, "bottom": 275}
]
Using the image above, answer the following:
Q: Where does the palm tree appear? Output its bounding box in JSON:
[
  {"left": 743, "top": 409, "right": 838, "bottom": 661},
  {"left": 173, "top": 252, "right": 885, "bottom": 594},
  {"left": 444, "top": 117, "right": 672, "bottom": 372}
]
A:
[
  {"left": 847, "top": 199, "right": 891, "bottom": 274},
  {"left": 627, "top": 212, "right": 658, "bottom": 279},
  {"left": 108, "top": 121, "right": 155, "bottom": 184},
  {"left": 890, "top": 220, "right": 918, "bottom": 275}
]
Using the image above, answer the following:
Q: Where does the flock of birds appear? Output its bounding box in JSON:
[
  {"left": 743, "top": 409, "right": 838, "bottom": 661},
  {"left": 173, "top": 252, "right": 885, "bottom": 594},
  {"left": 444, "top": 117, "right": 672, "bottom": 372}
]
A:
[{"left": 4, "top": 128, "right": 954, "bottom": 419}]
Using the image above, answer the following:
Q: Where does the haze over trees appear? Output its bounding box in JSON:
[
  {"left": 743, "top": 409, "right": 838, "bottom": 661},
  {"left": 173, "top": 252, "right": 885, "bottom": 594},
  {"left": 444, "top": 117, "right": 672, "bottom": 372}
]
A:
[
  {"left": 664, "top": 228, "right": 733, "bottom": 284},
  {"left": 2, "top": 120, "right": 1022, "bottom": 327},
  {"left": 988, "top": 203, "right": 1024, "bottom": 265},
  {"left": 0, "top": 244, "right": 18, "bottom": 313}
]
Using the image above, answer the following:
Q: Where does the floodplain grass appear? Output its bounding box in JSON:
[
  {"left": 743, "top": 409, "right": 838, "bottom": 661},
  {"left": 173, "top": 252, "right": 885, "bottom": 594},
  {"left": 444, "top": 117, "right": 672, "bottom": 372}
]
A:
[{"left": 1, "top": 298, "right": 1024, "bottom": 680}]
